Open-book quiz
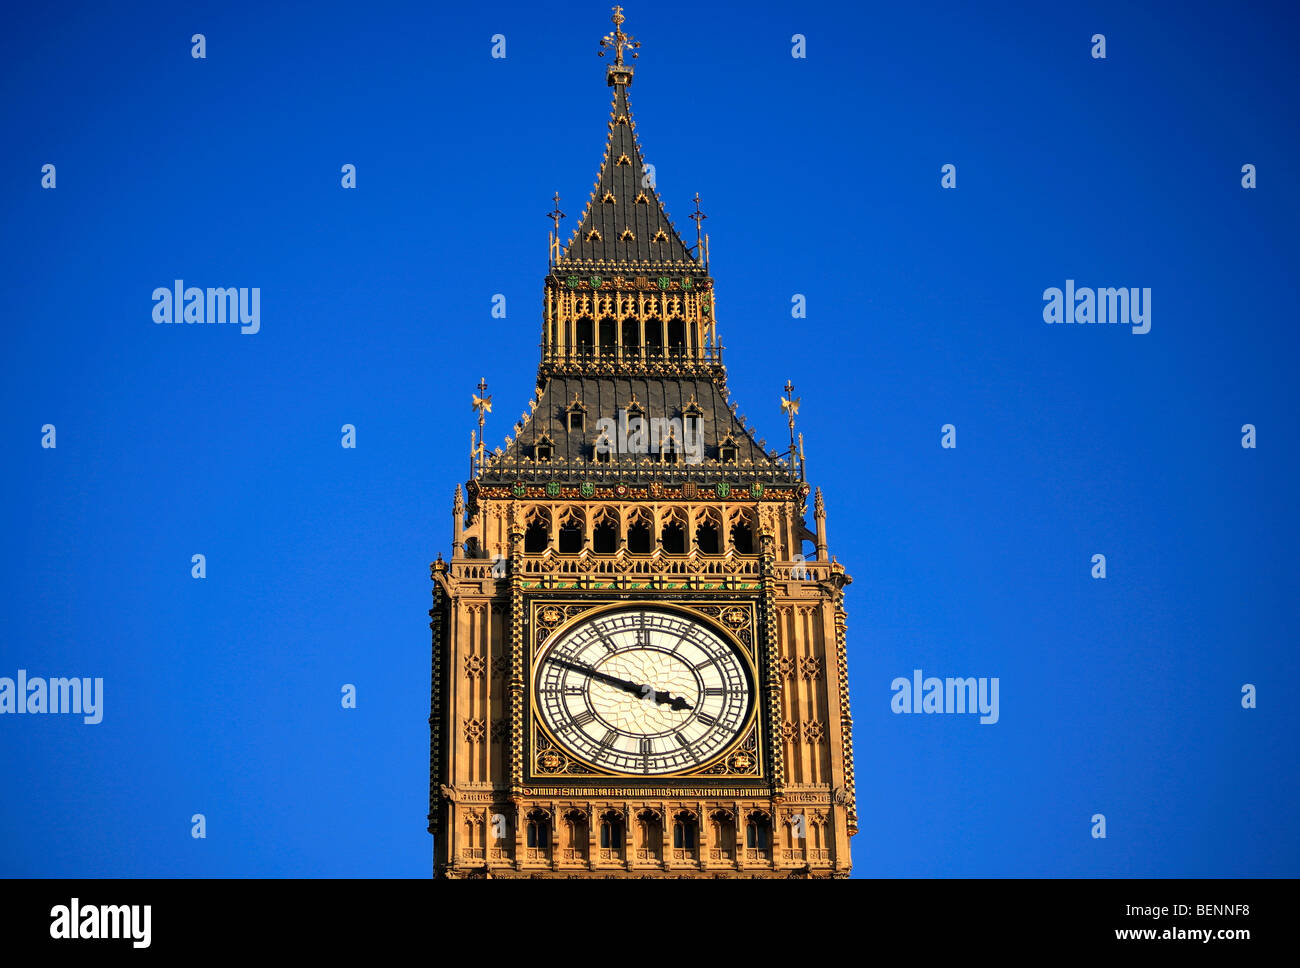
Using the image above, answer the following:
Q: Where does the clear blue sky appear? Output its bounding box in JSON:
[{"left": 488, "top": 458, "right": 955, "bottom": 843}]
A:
[{"left": 1, "top": 0, "right": 1297, "bottom": 877}]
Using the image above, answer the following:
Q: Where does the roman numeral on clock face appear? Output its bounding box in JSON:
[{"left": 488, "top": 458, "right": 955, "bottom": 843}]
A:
[
  {"left": 601, "top": 729, "right": 620, "bottom": 748},
  {"left": 704, "top": 687, "right": 725, "bottom": 697},
  {"left": 572, "top": 711, "right": 595, "bottom": 727},
  {"left": 697, "top": 712, "right": 717, "bottom": 726}
]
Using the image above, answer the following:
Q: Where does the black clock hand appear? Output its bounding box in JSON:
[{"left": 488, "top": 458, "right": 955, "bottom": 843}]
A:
[
  {"left": 549, "top": 657, "right": 693, "bottom": 711},
  {"left": 652, "top": 690, "right": 692, "bottom": 711},
  {"left": 550, "top": 657, "right": 644, "bottom": 698}
]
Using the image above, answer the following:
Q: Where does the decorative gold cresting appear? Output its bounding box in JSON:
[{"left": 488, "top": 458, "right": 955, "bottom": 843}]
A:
[{"left": 599, "top": 6, "right": 640, "bottom": 86}]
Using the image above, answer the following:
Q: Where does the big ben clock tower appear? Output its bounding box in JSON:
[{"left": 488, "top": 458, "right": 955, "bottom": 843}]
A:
[{"left": 429, "top": 7, "right": 858, "bottom": 878}]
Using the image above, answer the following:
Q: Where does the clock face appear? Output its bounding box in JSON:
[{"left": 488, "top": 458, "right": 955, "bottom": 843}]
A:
[{"left": 534, "top": 607, "right": 754, "bottom": 776}]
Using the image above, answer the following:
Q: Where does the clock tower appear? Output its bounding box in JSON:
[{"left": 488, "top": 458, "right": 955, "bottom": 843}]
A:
[{"left": 429, "top": 7, "right": 858, "bottom": 878}]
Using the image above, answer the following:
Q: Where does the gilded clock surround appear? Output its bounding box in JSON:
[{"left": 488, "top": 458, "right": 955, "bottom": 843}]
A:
[
  {"left": 527, "top": 599, "right": 763, "bottom": 781},
  {"left": 428, "top": 8, "right": 858, "bottom": 879}
]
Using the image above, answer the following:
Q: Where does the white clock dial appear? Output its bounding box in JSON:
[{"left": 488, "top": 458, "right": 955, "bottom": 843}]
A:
[{"left": 534, "top": 607, "right": 753, "bottom": 776}]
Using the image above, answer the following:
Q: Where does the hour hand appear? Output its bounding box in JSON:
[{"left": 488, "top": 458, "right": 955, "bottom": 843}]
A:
[{"left": 653, "top": 690, "right": 692, "bottom": 711}]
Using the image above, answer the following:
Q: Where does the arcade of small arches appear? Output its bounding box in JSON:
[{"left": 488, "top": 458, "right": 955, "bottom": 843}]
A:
[
  {"left": 518, "top": 504, "right": 758, "bottom": 556},
  {"left": 466, "top": 805, "right": 829, "bottom": 864},
  {"left": 542, "top": 286, "right": 714, "bottom": 361},
  {"left": 556, "top": 314, "right": 693, "bottom": 358}
]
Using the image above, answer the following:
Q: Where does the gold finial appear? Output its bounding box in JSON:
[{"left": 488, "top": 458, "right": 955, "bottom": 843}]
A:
[
  {"left": 781, "top": 380, "right": 802, "bottom": 476},
  {"left": 472, "top": 377, "right": 493, "bottom": 417},
  {"left": 781, "top": 381, "right": 801, "bottom": 423},
  {"left": 547, "top": 192, "right": 566, "bottom": 228},
  {"left": 547, "top": 192, "right": 566, "bottom": 266},
  {"left": 689, "top": 192, "right": 707, "bottom": 261},
  {"left": 599, "top": 5, "right": 640, "bottom": 68},
  {"left": 471, "top": 378, "right": 492, "bottom": 475}
]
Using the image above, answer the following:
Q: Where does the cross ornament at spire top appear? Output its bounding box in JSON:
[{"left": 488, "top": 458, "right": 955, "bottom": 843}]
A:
[{"left": 599, "top": 6, "right": 640, "bottom": 68}]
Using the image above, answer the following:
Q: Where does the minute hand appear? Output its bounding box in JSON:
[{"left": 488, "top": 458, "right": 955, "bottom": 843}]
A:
[{"left": 550, "top": 657, "right": 692, "bottom": 710}]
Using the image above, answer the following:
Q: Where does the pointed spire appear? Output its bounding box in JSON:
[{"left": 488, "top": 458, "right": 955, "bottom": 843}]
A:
[
  {"left": 814, "top": 487, "right": 828, "bottom": 560},
  {"left": 562, "top": 8, "right": 693, "bottom": 265},
  {"left": 452, "top": 483, "right": 465, "bottom": 556}
]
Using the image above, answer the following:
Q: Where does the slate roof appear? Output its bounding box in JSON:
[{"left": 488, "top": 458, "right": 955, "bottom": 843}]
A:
[
  {"left": 481, "top": 375, "right": 797, "bottom": 483},
  {"left": 560, "top": 83, "right": 697, "bottom": 267}
]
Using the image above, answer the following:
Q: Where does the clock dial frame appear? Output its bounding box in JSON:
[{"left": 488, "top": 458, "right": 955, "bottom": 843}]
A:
[{"left": 530, "top": 604, "right": 758, "bottom": 778}]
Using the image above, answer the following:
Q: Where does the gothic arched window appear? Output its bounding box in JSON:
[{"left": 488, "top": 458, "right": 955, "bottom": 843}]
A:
[
  {"left": 599, "top": 811, "right": 624, "bottom": 850},
  {"left": 524, "top": 514, "right": 549, "bottom": 554},
  {"left": 710, "top": 809, "right": 736, "bottom": 858},
  {"left": 558, "top": 514, "right": 583, "bottom": 554},
  {"left": 626, "top": 512, "right": 652, "bottom": 555},
  {"left": 592, "top": 512, "right": 618, "bottom": 554},
  {"left": 598, "top": 318, "right": 617, "bottom": 355},
  {"left": 644, "top": 318, "right": 663, "bottom": 352},
  {"left": 672, "top": 812, "right": 698, "bottom": 850},
  {"left": 563, "top": 809, "right": 588, "bottom": 859},
  {"left": 636, "top": 809, "right": 663, "bottom": 859},
  {"left": 667, "top": 318, "right": 685, "bottom": 353},
  {"left": 526, "top": 810, "right": 550, "bottom": 850},
  {"left": 622, "top": 318, "right": 640, "bottom": 353},
  {"left": 695, "top": 513, "right": 720, "bottom": 555},
  {"left": 661, "top": 518, "right": 685, "bottom": 555},
  {"left": 729, "top": 511, "right": 754, "bottom": 554}
]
